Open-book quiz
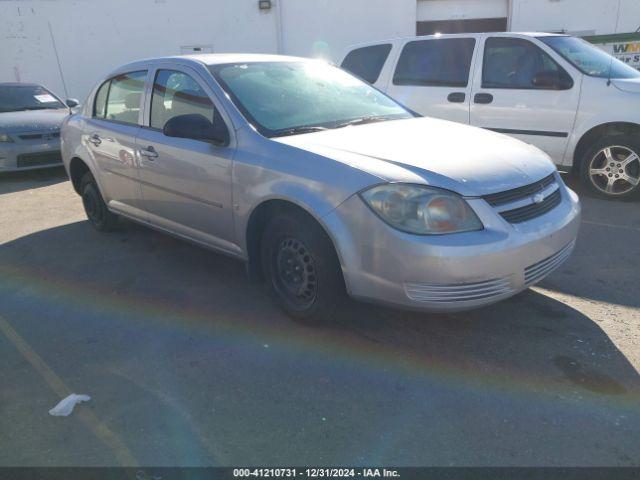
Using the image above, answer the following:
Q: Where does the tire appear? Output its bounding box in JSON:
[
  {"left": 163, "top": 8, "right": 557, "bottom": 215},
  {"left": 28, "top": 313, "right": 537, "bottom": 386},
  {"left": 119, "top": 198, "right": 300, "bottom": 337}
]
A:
[
  {"left": 580, "top": 135, "right": 640, "bottom": 200},
  {"left": 80, "top": 171, "right": 119, "bottom": 231},
  {"left": 260, "top": 210, "right": 345, "bottom": 324}
]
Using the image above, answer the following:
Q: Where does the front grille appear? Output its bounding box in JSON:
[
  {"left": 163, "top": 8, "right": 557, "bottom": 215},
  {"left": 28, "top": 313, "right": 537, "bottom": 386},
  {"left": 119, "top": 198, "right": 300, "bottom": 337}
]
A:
[
  {"left": 483, "top": 173, "right": 556, "bottom": 207},
  {"left": 18, "top": 132, "right": 60, "bottom": 141},
  {"left": 405, "top": 277, "right": 513, "bottom": 303},
  {"left": 525, "top": 241, "right": 575, "bottom": 286},
  {"left": 16, "top": 151, "right": 62, "bottom": 168},
  {"left": 500, "top": 189, "right": 561, "bottom": 224}
]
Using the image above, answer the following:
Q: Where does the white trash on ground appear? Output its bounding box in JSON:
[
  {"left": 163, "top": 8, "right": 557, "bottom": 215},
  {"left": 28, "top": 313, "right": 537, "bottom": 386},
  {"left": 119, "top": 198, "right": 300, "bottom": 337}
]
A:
[{"left": 48, "top": 394, "right": 91, "bottom": 417}]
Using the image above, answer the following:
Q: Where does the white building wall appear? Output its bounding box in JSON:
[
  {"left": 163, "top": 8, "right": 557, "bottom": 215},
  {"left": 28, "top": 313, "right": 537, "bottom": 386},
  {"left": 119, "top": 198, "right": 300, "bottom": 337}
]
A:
[
  {"left": 510, "top": 0, "right": 640, "bottom": 35},
  {"left": 0, "top": 0, "right": 278, "bottom": 102},
  {"left": 0, "top": 0, "right": 416, "bottom": 102},
  {"left": 417, "top": 0, "right": 507, "bottom": 22},
  {"left": 280, "top": 0, "right": 416, "bottom": 59}
]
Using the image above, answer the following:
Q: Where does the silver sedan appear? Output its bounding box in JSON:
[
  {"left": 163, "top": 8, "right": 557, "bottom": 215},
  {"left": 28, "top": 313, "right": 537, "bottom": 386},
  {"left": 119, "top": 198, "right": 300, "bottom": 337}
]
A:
[
  {"left": 0, "top": 83, "right": 78, "bottom": 172},
  {"left": 61, "top": 54, "right": 581, "bottom": 323}
]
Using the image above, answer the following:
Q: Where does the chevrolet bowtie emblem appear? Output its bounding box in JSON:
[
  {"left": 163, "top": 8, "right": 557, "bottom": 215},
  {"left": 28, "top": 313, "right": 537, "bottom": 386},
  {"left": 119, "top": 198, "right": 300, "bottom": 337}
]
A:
[{"left": 532, "top": 192, "right": 545, "bottom": 204}]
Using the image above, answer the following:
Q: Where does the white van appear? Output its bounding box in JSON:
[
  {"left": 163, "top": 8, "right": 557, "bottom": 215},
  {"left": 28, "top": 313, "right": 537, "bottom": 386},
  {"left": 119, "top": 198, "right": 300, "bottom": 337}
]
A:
[{"left": 340, "top": 33, "right": 640, "bottom": 199}]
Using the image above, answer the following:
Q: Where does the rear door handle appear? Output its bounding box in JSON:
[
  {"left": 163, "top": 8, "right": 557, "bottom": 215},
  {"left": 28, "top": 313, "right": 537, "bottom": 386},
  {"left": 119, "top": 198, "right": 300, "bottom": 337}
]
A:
[
  {"left": 447, "top": 92, "right": 466, "bottom": 103},
  {"left": 474, "top": 93, "right": 494, "bottom": 104},
  {"left": 88, "top": 133, "right": 102, "bottom": 146},
  {"left": 139, "top": 145, "right": 158, "bottom": 159}
]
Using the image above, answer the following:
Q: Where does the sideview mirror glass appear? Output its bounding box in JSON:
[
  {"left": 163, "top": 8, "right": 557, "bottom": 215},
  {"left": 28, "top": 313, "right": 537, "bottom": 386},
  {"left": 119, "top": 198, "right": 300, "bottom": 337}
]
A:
[
  {"left": 163, "top": 113, "right": 229, "bottom": 146},
  {"left": 66, "top": 98, "right": 80, "bottom": 108}
]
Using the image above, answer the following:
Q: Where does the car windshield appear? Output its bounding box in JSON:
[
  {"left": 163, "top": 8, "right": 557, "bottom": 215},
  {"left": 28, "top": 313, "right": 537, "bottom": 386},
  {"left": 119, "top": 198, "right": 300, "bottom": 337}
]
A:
[
  {"left": 540, "top": 36, "right": 640, "bottom": 79},
  {"left": 209, "top": 61, "right": 413, "bottom": 137},
  {"left": 0, "top": 84, "right": 66, "bottom": 113}
]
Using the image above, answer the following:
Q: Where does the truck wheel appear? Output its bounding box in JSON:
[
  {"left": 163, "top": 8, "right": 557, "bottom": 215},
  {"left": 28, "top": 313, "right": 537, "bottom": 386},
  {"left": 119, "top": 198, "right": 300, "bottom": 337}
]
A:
[
  {"left": 80, "top": 171, "right": 119, "bottom": 231},
  {"left": 260, "top": 210, "right": 345, "bottom": 325},
  {"left": 580, "top": 135, "right": 640, "bottom": 199}
]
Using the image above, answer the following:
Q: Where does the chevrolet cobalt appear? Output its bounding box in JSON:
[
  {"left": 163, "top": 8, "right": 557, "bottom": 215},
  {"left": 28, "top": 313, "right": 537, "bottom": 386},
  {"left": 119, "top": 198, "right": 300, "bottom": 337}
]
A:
[{"left": 61, "top": 55, "right": 581, "bottom": 323}]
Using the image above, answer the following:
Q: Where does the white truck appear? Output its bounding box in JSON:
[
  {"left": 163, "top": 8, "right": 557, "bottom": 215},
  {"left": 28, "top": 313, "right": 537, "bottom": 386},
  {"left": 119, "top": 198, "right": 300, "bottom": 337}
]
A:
[{"left": 341, "top": 33, "right": 640, "bottom": 199}]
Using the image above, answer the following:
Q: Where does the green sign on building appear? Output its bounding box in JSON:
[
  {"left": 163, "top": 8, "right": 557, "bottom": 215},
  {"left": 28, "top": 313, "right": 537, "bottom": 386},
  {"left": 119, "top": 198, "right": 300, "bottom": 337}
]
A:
[{"left": 584, "top": 32, "right": 640, "bottom": 71}]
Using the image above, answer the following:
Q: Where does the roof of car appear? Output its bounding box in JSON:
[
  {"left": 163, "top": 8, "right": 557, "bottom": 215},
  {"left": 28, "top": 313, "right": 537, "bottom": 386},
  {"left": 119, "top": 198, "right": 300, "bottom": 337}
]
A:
[
  {"left": 344, "top": 31, "right": 568, "bottom": 49},
  {"left": 106, "top": 53, "right": 316, "bottom": 80},
  {"left": 180, "top": 53, "right": 310, "bottom": 65},
  {"left": 0, "top": 82, "right": 43, "bottom": 87},
  {"left": 114, "top": 53, "right": 311, "bottom": 71}
]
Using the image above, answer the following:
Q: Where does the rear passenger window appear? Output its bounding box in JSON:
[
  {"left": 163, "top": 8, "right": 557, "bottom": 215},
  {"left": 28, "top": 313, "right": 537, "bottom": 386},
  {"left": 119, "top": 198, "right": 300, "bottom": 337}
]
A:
[
  {"left": 150, "top": 69, "right": 214, "bottom": 130},
  {"left": 393, "top": 38, "right": 475, "bottom": 87},
  {"left": 104, "top": 71, "right": 147, "bottom": 125},
  {"left": 93, "top": 81, "right": 109, "bottom": 118},
  {"left": 341, "top": 44, "right": 392, "bottom": 84},
  {"left": 482, "top": 37, "right": 571, "bottom": 89}
]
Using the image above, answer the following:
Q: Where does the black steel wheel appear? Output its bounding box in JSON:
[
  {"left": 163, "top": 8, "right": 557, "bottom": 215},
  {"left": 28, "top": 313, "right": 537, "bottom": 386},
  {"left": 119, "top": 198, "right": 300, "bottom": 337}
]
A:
[
  {"left": 260, "top": 210, "right": 345, "bottom": 324},
  {"left": 80, "top": 171, "right": 119, "bottom": 231}
]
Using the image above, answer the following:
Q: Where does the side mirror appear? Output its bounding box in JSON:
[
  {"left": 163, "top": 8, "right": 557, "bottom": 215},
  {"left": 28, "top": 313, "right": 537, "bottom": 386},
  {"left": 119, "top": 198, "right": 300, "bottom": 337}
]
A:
[
  {"left": 163, "top": 113, "right": 230, "bottom": 146},
  {"left": 66, "top": 98, "right": 80, "bottom": 108},
  {"left": 532, "top": 70, "right": 573, "bottom": 90}
]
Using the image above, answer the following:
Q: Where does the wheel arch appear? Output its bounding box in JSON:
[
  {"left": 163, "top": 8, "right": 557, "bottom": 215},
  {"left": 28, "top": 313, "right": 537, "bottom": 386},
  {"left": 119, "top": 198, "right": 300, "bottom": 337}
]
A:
[
  {"left": 68, "top": 156, "right": 92, "bottom": 194},
  {"left": 572, "top": 122, "right": 640, "bottom": 173},
  {"left": 244, "top": 198, "right": 347, "bottom": 285}
]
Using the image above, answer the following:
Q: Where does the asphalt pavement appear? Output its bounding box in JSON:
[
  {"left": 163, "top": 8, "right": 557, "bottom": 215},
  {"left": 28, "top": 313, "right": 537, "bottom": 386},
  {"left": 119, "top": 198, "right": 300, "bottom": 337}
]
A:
[{"left": 0, "top": 167, "right": 638, "bottom": 466}]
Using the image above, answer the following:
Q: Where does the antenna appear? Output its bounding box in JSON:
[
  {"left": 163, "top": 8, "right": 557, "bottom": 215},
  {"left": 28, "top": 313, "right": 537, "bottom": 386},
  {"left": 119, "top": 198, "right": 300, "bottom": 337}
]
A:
[{"left": 607, "top": 0, "right": 623, "bottom": 86}]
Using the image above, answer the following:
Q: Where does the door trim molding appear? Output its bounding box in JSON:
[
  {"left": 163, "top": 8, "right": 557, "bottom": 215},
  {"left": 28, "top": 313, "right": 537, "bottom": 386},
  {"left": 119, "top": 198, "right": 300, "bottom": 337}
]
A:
[{"left": 485, "top": 127, "right": 569, "bottom": 138}]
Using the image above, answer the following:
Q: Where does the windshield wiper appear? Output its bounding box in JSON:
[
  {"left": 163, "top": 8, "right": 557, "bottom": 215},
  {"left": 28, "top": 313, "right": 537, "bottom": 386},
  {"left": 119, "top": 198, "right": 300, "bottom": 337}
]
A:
[
  {"left": 271, "top": 125, "right": 328, "bottom": 137},
  {"left": 333, "top": 115, "right": 393, "bottom": 129},
  {"left": 22, "top": 106, "right": 52, "bottom": 111}
]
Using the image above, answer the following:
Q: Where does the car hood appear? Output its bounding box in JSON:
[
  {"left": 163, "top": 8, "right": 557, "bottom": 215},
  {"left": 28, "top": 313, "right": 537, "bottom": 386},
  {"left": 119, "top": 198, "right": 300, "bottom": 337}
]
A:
[
  {"left": 612, "top": 77, "right": 640, "bottom": 94},
  {"left": 274, "top": 117, "right": 556, "bottom": 196},
  {"left": 0, "top": 109, "right": 69, "bottom": 133}
]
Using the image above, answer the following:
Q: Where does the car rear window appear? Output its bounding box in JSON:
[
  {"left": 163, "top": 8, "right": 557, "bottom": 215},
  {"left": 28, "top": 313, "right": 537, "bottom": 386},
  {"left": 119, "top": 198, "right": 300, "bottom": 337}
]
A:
[
  {"left": 341, "top": 44, "right": 392, "bottom": 84},
  {"left": 393, "top": 38, "right": 476, "bottom": 87}
]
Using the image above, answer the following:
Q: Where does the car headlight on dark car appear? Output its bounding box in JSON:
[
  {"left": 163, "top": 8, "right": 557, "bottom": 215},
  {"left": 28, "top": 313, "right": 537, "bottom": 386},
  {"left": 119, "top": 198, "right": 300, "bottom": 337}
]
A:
[
  {"left": 360, "top": 184, "right": 483, "bottom": 235},
  {"left": 0, "top": 133, "right": 14, "bottom": 143}
]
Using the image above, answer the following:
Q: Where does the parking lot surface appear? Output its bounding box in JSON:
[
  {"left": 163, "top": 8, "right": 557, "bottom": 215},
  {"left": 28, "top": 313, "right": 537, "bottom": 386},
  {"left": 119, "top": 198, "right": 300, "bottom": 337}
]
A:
[{"left": 0, "top": 167, "right": 639, "bottom": 466}]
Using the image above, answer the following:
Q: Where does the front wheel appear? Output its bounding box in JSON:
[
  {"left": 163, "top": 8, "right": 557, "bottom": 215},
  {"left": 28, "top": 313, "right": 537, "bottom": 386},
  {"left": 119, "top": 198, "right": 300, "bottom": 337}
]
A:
[
  {"left": 80, "top": 172, "right": 119, "bottom": 231},
  {"left": 580, "top": 135, "right": 640, "bottom": 199},
  {"left": 260, "top": 211, "right": 345, "bottom": 325}
]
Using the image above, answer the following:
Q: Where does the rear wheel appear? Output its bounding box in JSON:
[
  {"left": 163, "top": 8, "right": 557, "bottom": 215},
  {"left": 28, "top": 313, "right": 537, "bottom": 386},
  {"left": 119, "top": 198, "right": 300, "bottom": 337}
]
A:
[
  {"left": 260, "top": 211, "right": 345, "bottom": 324},
  {"left": 80, "top": 172, "right": 119, "bottom": 231},
  {"left": 580, "top": 135, "right": 640, "bottom": 199}
]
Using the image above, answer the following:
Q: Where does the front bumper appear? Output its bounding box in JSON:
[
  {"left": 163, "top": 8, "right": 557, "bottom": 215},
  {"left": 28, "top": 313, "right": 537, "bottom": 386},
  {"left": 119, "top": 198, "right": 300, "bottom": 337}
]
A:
[
  {"left": 323, "top": 182, "right": 581, "bottom": 312},
  {"left": 0, "top": 139, "right": 63, "bottom": 172}
]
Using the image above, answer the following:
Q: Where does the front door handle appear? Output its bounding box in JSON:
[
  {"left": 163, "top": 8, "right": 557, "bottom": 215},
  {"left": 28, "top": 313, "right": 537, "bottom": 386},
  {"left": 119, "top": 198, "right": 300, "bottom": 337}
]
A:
[
  {"left": 88, "top": 133, "right": 102, "bottom": 146},
  {"left": 474, "top": 93, "right": 494, "bottom": 104},
  {"left": 447, "top": 92, "right": 466, "bottom": 103},
  {"left": 139, "top": 146, "right": 158, "bottom": 160}
]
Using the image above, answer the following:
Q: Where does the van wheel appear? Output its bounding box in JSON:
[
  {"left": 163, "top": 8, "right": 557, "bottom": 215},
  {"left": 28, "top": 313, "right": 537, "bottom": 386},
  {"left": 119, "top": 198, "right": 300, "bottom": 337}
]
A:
[
  {"left": 580, "top": 135, "right": 640, "bottom": 199},
  {"left": 80, "top": 172, "right": 119, "bottom": 231},
  {"left": 260, "top": 211, "right": 345, "bottom": 325}
]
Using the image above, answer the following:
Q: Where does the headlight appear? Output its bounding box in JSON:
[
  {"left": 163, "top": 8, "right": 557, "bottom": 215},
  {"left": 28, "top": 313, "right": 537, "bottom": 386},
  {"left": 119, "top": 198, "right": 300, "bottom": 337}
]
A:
[
  {"left": 0, "top": 133, "right": 14, "bottom": 143},
  {"left": 360, "top": 184, "right": 483, "bottom": 235}
]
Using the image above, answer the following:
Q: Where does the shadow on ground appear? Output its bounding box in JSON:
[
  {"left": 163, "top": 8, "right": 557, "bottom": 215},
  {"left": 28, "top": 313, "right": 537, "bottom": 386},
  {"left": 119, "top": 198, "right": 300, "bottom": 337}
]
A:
[
  {"left": 542, "top": 174, "right": 640, "bottom": 308},
  {"left": 0, "top": 167, "right": 68, "bottom": 195},
  {"left": 1, "top": 218, "right": 638, "bottom": 397},
  {"left": 1, "top": 196, "right": 639, "bottom": 465}
]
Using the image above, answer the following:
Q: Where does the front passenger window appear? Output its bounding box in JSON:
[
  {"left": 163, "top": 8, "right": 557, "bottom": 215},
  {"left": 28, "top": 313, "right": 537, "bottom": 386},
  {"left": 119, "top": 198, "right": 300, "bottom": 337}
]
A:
[
  {"left": 150, "top": 70, "right": 214, "bottom": 130},
  {"left": 104, "top": 71, "right": 147, "bottom": 124},
  {"left": 482, "top": 37, "right": 572, "bottom": 90}
]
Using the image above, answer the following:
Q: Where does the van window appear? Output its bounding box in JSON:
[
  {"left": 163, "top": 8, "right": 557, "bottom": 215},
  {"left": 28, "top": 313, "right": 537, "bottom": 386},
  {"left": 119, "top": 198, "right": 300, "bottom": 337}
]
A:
[
  {"left": 482, "top": 37, "right": 572, "bottom": 89},
  {"left": 150, "top": 69, "right": 214, "bottom": 130},
  {"left": 104, "top": 71, "right": 147, "bottom": 125},
  {"left": 393, "top": 38, "right": 476, "bottom": 87},
  {"left": 341, "top": 44, "right": 392, "bottom": 84}
]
